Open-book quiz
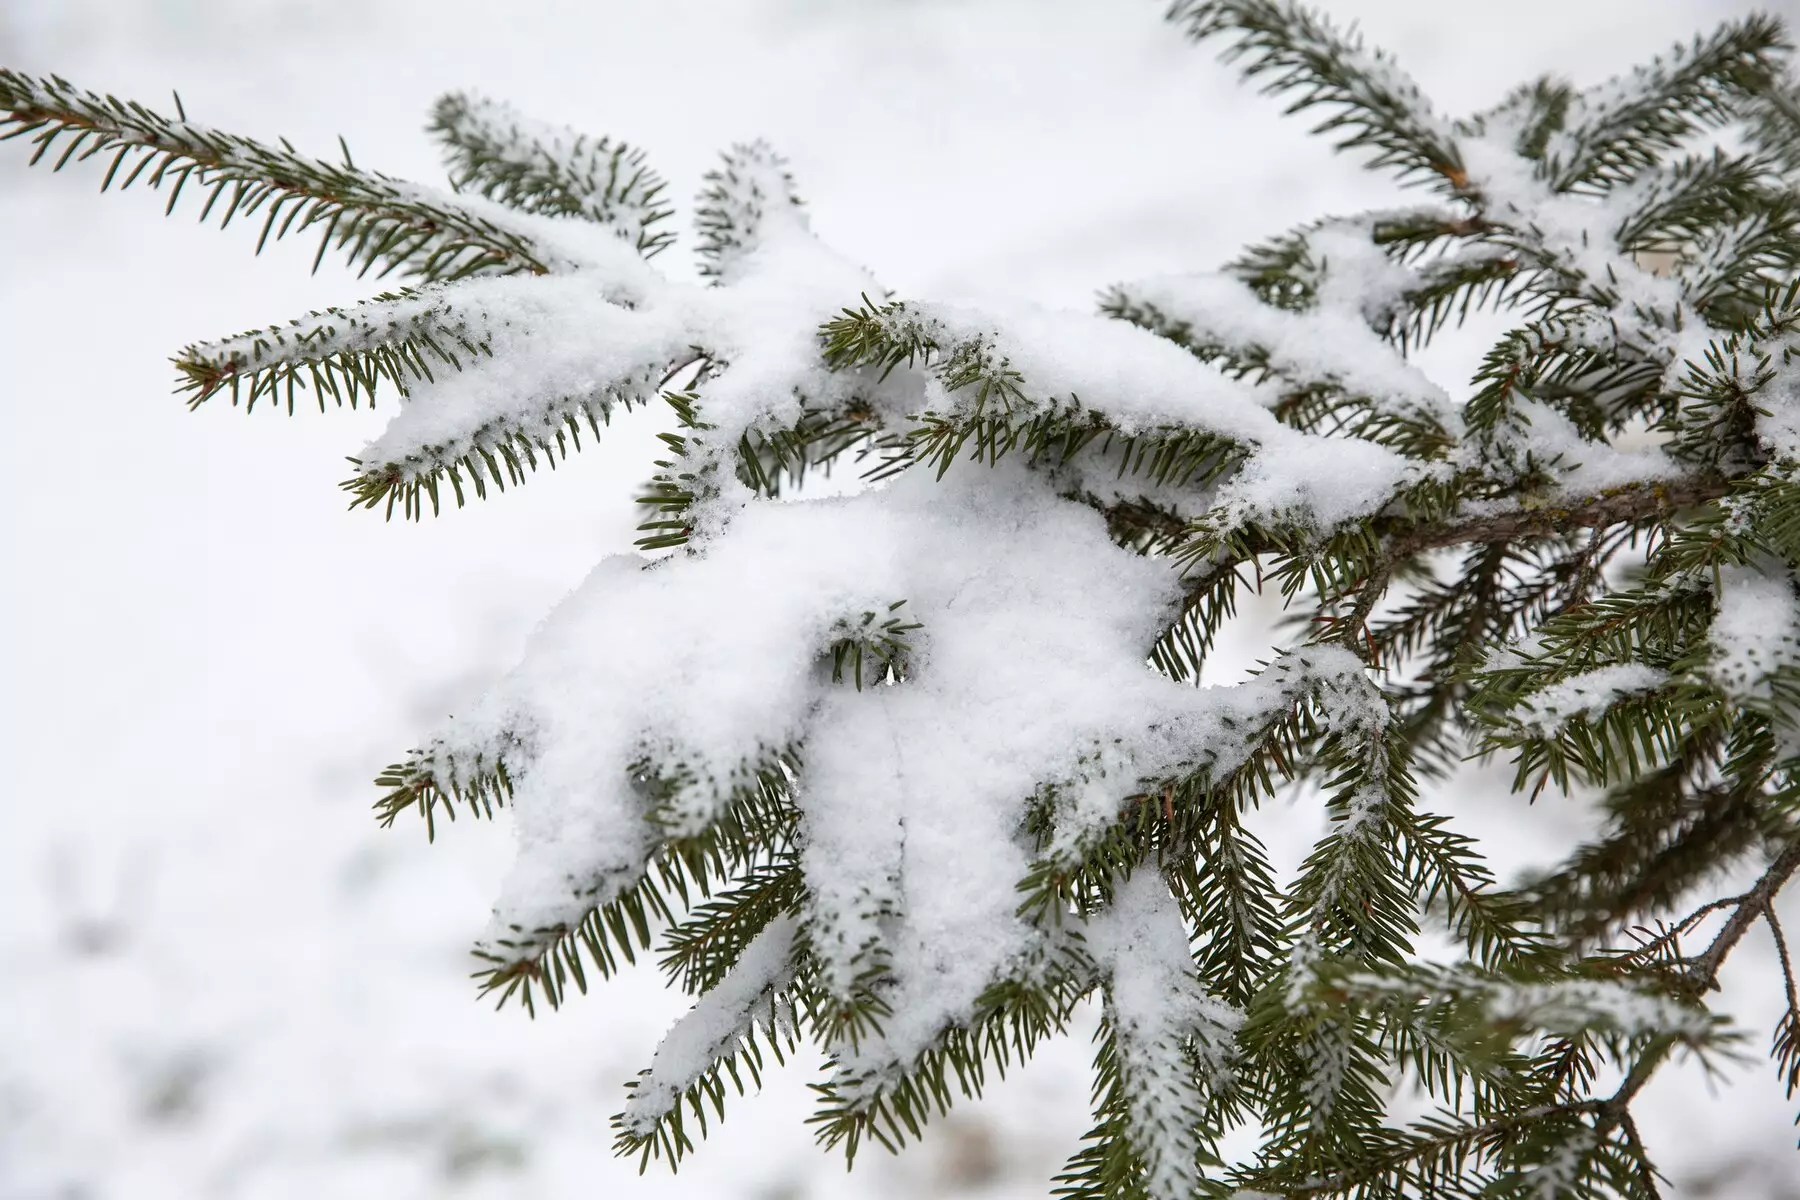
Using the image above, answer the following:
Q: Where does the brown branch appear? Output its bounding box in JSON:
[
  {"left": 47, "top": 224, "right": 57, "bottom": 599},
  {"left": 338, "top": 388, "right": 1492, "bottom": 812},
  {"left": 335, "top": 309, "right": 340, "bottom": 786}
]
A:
[
  {"left": 1290, "top": 838, "right": 1800, "bottom": 1197},
  {"left": 1619, "top": 1112, "right": 1664, "bottom": 1200},
  {"left": 1767, "top": 903, "right": 1799, "bottom": 1018},
  {"left": 1135, "top": 474, "right": 1734, "bottom": 593},
  {"left": 1384, "top": 476, "right": 1734, "bottom": 560},
  {"left": 1682, "top": 836, "right": 1800, "bottom": 996},
  {"left": 1585, "top": 836, "right": 1800, "bottom": 1149}
]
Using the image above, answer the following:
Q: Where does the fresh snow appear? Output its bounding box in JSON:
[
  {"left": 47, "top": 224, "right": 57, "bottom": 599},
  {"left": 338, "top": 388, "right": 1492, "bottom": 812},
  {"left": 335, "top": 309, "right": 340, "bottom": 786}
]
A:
[{"left": 1516, "top": 663, "right": 1671, "bottom": 734}]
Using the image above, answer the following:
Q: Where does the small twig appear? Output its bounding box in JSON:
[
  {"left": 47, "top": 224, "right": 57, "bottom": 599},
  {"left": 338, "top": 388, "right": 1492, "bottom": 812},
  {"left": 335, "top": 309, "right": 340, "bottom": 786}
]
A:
[
  {"left": 1554, "top": 524, "right": 1611, "bottom": 616},
  {"left": 1684, "top": 837, "right": 1800, "bottom": 994},
  {"left": 1346, "top": 566, "right": 1391, "bottom": 627},
  {"left": 1541, "top": 837, "right": 1800, "bottom": 1190},
  {"left": 1765, "top": 902, "right": 1799, "bottom": 1019},
  {"left": 1619, "top": 1112, "right": 1664, "bottom": 1200},
  {"left": 657, "top": 353, "right": 710, "bottom": 390},
  {"left": 1580, "top": 838, "right": 1800, "bottom": 1163},
  {"left": 1613, "top": 891, "right": 1751, "bottom": 969}
]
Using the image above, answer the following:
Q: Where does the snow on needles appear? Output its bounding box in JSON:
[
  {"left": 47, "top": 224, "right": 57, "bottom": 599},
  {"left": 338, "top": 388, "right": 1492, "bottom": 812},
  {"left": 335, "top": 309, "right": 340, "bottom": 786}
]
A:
[
  {"left": 1115, "top": 270, "right": 1457, "bottom": 432},
  {"left": 1515, "top": 663, "right": 1670, "bottom": 735},
  {"left": 1708, "top": 564, "right": 1800, "bottom": 705},
  {"left": 620, "top": 916, "right": 799, "bottom": 1137},
  {"left": 1087, "top": 872, "right": 1241, "bottom": 1199},
  {"left": 336, "top": 84, "right": 1459, "bottom": 1133},
  {"left": 914, "top": 300, "right": 1425, "bottom": 529},
  {"left": 237, "top": 21, "right": 1800, "bottom": 1179},
  {"left": 451, "top": 459, "right": 1297, "bottom": 1072}
]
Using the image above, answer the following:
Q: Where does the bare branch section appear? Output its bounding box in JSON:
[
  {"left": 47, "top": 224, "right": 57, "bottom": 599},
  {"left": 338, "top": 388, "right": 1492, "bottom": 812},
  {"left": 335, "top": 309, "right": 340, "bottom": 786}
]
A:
[{"left": 1390, "top": 476, "right": 1735, "bottom": 558}]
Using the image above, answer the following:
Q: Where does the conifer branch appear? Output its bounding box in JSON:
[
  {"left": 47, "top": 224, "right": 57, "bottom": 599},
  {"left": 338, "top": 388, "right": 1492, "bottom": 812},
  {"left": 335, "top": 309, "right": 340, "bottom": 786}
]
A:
[
  {"left": 1169, "top": 0, "right": 1467, "bottom": 189},
  {"left": 1546, "top": 14, "right": 1790, "bottom": 191},
  {"left": 430, "top": 92, "right": 676, "bottom": 256},
  {"left": 0, "top": 68, "right": 554, "bottom": 280},
  {"left": 1385, "top": 475, "right": 1737, "bottom": 559},
  {"left": 372, "top": 740, "right": 517, "bottom": 838},
  {"left": 694, "top": 141, "right": 805, "bottom": 282},
  {"left": 1745, "top": 67, "right": 1800, "bottom": 173},
  {"left": 174, "top": 288, "right": 492, "bottom": 412},
  {"left": 1681, "top": 835, "right": 1800, "bottom": 994},
  {"left": 15, "top": 5, "right": 1800, "bottom": 1193},
  {"left": 614, "top": 916, "right": 801, "bottom": 1168},
  {"left": 343, "top": 380, "right": 650, "bottom": 520}
]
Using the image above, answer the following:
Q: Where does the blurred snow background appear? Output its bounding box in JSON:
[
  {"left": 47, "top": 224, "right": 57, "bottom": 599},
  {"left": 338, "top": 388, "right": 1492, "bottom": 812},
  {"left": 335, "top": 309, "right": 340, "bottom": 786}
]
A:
[{"left": 2, "top": 1, "right": 1798, "bottom": 1197}]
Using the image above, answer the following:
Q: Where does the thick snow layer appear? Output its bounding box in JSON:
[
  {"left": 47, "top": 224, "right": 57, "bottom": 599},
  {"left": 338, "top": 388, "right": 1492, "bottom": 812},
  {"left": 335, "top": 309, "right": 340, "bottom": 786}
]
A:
[
  {"left": 622, "top": 915, "right": 799, "bottom": 1136},
  {"left": 460, "top": 461, "right": 1357, "bottom": 1076},
  {"left": 1087, "top": 871, "right": 1241, "bottom": 1197},
  {"left": 1708, "top": 565, "right": 1800, "bottom": 704}
]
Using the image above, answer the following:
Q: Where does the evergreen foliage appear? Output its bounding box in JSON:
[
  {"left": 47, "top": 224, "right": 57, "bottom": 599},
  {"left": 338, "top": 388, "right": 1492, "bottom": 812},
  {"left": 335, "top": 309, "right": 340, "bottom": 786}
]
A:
[{"left": 9, "top": 4, "right": 1800, "bottom": 1195}]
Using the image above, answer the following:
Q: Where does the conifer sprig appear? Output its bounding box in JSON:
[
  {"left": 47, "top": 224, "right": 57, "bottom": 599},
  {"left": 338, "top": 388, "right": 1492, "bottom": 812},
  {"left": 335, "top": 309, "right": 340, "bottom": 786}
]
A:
[
  {"left": 694, "top": 141, "right": 806, "bottom": 282},
  {"left": 1544, "top": 14, "right": 1789, "bottom": 192},
  {"left": 173, "top": 288, "right": 492, "bottom": 413},
  {"left": 0, "top": 69, "right": 553, "bottom": 280},
  {"left": 1169, "top": 0, "right": 1467, "bottom": 189},
  {"left": 430, "top": 92, "right": 676, "bottom": 256}
]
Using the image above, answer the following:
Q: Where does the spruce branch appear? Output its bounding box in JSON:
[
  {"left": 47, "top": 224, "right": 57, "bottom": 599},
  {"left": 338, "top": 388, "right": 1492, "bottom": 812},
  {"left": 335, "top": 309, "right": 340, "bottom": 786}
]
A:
[
  {"left": 430, "top": 92, "right": 676, "bottom": 256},
  {"left": 1519, "top": 727, "right": 1775, "bottom": 946},
  {"left": 694, "top": 140, "right": 805, "bottom": 283},
  {"left": 471, "top": 747, "right": 802, "bottom": 1015},
  {"left": 614, "top": 916, "right": 801, "bottom": 1169},
  {"left": 1169, "top": 0, "right": 1466, "bottom": 189},
  {"left": 1767, "top": 902, "right": 1800, "bottom": 1104},
  {"left": 372, "top": 740, "right": 516, "bottom": 839},
  {"left": 1532, "top": 840, "right": 1800, "bottom": 1188},
  {"left": 1745, "top": 66, "right": 1800, "bottom": 174},
  {"left": 1545, "top": 14, "right": 1791, "bottom": 192},
  {"left": 174, "top": 288, "right": 492, "bottom": 413},
  {"left": 809, "top": 956, "right": 1095, "bottom": 1163},
  {"left": 1386, "top": 476, "right": 1737, "bottom": 559},
  {"left": 15, "top": 5, "right": 1800, "bottom": 1195},
  {"left": 342, "top": 382, "right": 647, "bottom": 520},
  {"left": 0, "top": 68, "right": 554, "bottom": 280},
  {"left": 1678, "top": 835, "right": 1800, "bottom": 995}
]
